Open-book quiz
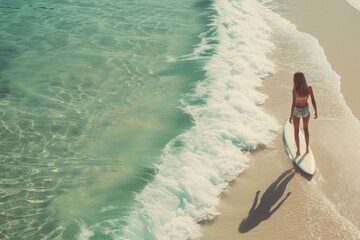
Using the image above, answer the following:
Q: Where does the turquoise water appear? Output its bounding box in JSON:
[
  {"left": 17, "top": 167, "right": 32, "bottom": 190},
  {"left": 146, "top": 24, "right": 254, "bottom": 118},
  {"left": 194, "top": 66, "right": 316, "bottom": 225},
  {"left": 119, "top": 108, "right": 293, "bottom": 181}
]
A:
[
  {"left": 0, "top": 0, "right": 210, "bottom": 238},
  {"left": 5, "top": 0, "right": 360, "bottom": 239}
]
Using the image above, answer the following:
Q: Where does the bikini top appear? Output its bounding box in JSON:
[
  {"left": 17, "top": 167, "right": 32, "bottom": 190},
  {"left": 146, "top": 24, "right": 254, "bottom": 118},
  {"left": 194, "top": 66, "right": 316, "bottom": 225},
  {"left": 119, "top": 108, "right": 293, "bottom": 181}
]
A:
[{"left": 295, "top": 94, "right": 309, "bottom": 104}]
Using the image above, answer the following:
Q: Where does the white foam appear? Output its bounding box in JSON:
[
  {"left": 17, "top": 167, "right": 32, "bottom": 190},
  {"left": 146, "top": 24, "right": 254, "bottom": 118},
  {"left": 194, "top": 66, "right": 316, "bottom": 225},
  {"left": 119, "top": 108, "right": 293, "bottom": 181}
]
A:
[
  {"left": 76, "top": 220, "right": 94, "bottom": 240},
  {"left": 309, "top": 179, "right": 360, "bottom": 238},
  {"left": 109, "top": 0, "right": 279, "bottom": 239},
  {"left": 347, "top": 0, "right": 360, "bottom": 11}
]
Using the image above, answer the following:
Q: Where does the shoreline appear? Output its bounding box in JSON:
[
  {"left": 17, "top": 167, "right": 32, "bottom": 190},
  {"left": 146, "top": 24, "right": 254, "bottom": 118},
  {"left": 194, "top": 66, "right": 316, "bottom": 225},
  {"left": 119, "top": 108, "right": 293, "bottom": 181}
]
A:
[{"left": 200, "top": 0, "right": 360, "bottom": 239}]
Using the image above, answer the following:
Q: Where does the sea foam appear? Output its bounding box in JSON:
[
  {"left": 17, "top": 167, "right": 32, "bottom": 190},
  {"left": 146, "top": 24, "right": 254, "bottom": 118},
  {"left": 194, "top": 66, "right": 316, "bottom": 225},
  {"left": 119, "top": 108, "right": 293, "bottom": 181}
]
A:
[
  {"left": 81, "top": 0, "right": 279, "bottom": 239},
  {"left": 347, "top": 0, "right": 360, "bottom": 11}
]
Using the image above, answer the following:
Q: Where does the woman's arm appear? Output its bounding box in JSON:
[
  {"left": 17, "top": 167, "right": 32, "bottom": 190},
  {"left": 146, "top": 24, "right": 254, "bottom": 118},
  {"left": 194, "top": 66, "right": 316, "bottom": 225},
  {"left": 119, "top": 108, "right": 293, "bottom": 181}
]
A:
[
  {"left": 289, "top": 89, "right": 296, "bottom": 123},
  {"left": 309, "top": 86, "right": 318, "bottom": 119}
]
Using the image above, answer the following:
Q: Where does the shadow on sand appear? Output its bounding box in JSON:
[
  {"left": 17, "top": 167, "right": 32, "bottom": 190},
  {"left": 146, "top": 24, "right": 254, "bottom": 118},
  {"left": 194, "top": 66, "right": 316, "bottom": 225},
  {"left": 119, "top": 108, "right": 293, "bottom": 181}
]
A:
[{"left": 239, "top": 169, "right": 295, "bottom": 233}]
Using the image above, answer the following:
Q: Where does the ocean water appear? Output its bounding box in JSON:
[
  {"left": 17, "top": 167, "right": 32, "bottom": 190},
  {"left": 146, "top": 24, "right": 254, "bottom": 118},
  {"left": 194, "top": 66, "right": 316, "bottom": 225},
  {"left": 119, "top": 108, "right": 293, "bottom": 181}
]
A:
[
  {"left": 0, "top": 0, "right": 209, "bottom": 238},
  {"left": 1, "top": 0, "right": 360, "bottom": 240}
]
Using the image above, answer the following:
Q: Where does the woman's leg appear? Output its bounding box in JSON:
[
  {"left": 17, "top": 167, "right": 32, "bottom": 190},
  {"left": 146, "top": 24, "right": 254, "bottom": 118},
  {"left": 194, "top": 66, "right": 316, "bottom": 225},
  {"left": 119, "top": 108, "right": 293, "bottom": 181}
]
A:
[
  {"left": 303, "top": 115, "right": 310, "bottom": 153},
  {"left": 292, "top": 115, "right": 301, "bottom": 155}
]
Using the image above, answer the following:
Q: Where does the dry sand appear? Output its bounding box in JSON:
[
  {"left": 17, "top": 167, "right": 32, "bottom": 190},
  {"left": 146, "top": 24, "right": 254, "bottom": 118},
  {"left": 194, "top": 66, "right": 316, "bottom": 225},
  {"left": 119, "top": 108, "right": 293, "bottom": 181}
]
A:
[{"left": 200, "top": 1, "right": 360, "bottom": 239}]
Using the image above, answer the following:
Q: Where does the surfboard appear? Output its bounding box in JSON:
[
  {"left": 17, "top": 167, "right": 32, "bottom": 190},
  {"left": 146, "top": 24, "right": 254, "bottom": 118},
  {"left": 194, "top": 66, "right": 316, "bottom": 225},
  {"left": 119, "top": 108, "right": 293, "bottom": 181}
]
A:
[{"left": 283, "top": 120, "right": 316, "bottom": 175}]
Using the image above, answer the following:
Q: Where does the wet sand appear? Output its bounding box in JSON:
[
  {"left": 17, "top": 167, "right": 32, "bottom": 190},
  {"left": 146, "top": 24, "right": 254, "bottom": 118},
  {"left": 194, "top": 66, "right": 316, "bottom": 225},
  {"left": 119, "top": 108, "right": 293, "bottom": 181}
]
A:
[{"left": 200, "top": 1, "right": 360, "bottom": 239}]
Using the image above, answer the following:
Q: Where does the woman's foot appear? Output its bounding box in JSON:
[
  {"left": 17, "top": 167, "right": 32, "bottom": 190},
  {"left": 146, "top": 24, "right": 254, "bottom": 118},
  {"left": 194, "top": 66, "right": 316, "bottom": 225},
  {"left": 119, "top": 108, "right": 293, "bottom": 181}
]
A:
[
  {"left": 296, "top": 150, "right": 300, "bottom": 156},
  {"left": 306, "top": 148, "right": 309, "bottom": 154}
]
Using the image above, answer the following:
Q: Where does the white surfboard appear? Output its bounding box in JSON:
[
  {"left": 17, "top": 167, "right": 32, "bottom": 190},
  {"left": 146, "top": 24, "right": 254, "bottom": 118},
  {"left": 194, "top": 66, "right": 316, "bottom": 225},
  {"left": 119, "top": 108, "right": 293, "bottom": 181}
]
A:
[{"left": 283, "top": 120, "right": 316, "bottom": 175}]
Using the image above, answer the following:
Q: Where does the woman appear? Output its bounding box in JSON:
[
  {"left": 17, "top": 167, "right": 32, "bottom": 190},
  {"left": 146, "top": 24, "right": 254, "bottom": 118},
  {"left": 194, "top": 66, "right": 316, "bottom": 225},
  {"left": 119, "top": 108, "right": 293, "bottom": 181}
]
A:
[{"left": 289, "top": 72, "right": 318, "bottom": 156}]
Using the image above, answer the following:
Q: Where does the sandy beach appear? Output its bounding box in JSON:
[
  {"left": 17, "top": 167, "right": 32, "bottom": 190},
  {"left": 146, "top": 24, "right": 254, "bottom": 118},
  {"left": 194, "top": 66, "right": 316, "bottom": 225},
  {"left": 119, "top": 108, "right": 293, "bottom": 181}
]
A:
[{"left": 200, "top": 0, "right": 360, "bottom": 239}]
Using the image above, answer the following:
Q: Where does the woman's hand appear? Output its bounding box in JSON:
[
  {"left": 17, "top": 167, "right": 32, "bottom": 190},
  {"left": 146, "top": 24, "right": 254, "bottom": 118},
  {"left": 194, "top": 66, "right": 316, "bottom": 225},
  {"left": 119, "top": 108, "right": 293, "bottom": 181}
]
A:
[
  {"left": 314, "top": 112, "right": 318, "bottom": 119},
  {"left": 289, "top": 116, "right": 292, "bottom": 124}
]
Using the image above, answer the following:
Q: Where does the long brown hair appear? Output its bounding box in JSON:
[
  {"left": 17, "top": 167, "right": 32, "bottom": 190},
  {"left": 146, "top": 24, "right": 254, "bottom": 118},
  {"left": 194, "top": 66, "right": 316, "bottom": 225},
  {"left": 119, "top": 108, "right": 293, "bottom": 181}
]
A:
[{"left": 293, "top": 72, "right": 309, "bottom": 97}]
